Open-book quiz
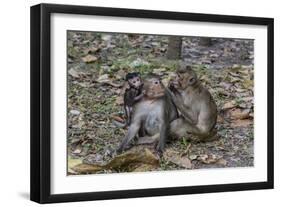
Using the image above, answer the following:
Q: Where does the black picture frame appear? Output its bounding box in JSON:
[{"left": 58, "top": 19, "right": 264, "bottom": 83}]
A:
[{"left": 30, "top": 3, "right": 274, "bottom": 204}]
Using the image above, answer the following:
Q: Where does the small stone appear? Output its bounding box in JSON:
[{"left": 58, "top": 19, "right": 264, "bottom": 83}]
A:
[
  {"left": 189, "top": 154, "right": 198, "bottom": 160},
  {"left": 70, "top": 110, "right": 80, "bottom": 115},
  {"left": 129, "top": 58, "right": 150, "bottom": 68},
  {"left": 73, "top": 148, "right": 82, "bottom": 154}
]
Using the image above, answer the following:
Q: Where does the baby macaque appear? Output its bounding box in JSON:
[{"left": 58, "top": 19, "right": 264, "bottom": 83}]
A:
[
  {"left": 124, "top": 72, "right": 144, "bottom": 125},
  {"left": 168, "top": 65, "right": 217, "bottom": 141},
  {"left": 117, "top": 76, "right": 178, "bottom": 154}
]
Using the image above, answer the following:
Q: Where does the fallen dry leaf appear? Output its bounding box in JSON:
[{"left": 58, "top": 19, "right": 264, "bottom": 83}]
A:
[
  {"left": 198, "top": 154, "right": 222, "bottom": 164},
  {"left": 96, "top": 74, "right": 122, "bottom": 88},
  {"left": 153, "top": 68, "right": 166, "bottom": 75},
  {"left": 106, "top": 81, "right": 122, "bottom": 88},
  {"left": 111, "top": 115, "right": 124, "bottom": 123},
  {"left": 230, "top": 119, "right": 253, "bottom": 128},
  {"left": 82, "top": 54, "right": 98, "bottom": 63},
  {"left": 68, "top": 157, "right": 82, "bottom": 174},
  {"left": 164, "top": 149, "right": 192, "bottom": 169},
  {"left": 83, "top": 46, "right": 99, "bottom": 55},
  {"left": 222, "top": 101, "right": 236, "bottom": 110},
  {"left": 217, "top": 158, "right": 228, "bottom": 166},
  {"left": 97, "top": 74, "right": 110, "bottom": 82},
  {"left": 68, "top": 68, "right": 80, "bottom": 78},
  {"left": 115, "top": 96, "right": 124, "bottom": 105},
  {"left": 115, "top": 69, "right": 127, "bottom": 80},
  {"left": 219, "top": 82, "right": 233, "bottom": 90},
  {"left": 217, "top": 115, "right": 224, "bottom": 124},
  {"left": 240, "top": 96, "right": 254, "bottom": 103},
  {"left": 230, "top": 108, "right": 251, "bottom": 120},
  {"left": 72, "top": 148, "right": 159, "bottom": 173},
  {"left": 242, "top": 79, "right": 253, "bottom": 88},
  {"left": 228, "top": 71, "right": 241, "bottom": 78}
]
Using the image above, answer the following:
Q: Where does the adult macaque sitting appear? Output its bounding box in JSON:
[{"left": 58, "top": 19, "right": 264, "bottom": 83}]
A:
[
  {"left": 168, "top": 65, "right": 218, "bottom": 141},
  {"left": 117, "top": 76, "right": 178, "bottom": 154}
]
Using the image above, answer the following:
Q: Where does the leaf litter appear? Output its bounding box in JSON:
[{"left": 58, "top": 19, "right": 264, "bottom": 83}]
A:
[{"left": 67, "top": 32, "right": 254, "bottom": 174}]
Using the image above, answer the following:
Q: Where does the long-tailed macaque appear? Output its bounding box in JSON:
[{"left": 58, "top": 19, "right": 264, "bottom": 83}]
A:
[
  {"left": 124, "top": 72, "right": 144, "bottom": 125},
  {"left": 168, "top": 65, "right": 217, "bottom": 140},
  {"left": 117, "top": 76, "right": 178, "bottom": 154}
]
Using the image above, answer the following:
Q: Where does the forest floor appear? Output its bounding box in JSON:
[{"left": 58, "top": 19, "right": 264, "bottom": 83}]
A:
[{"left": 67, "top": 32, "right": 254, "bottom": 174}]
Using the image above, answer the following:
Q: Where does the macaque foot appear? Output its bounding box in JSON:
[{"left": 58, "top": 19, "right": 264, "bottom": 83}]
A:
[
  {"left": 116, "top": 144, "right": 129, "bottom": 154},
  {"left": 116, "top": 144, "right": 132, "bottom": 154},
  {"left": 107, "top": 148, "right": 118, "bottom": 158},
  {"left": 137, "top": 133, "right": 160, "bottom": 145},
  {"left": 196, "top": 128, "right": 219, "bottom": 142},
  {"left": 200, "top": 132, "right": 219, "bottom": 142},
  {"left": 155, "top": 142, "right": 165, "bottom": 156},
  {"left": 115, "top": 147, "right": 123, "bottom": 155}
]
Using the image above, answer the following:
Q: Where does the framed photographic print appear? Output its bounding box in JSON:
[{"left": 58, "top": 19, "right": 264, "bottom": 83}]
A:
[{"left": 30, "top": 3, "right": 274, "bottom": 203}]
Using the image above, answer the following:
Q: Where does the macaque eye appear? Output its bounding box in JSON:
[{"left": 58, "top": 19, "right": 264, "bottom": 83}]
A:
[
  {"left": 189, "top": 77, "right": 195, "bottom": 83},
  {"left": 133, "top": 81, "right": 136, "bottom": 84},
  {"left": 154, "top": 81, "right": 159, "bottom": 84},
  {"left": 136, "top": 78, "right": 140, "bottom": 81}
]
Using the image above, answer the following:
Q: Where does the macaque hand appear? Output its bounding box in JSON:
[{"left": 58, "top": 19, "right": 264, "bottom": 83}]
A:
[{"left": 166, "top": 88, "right": 177, "bottom": 100}]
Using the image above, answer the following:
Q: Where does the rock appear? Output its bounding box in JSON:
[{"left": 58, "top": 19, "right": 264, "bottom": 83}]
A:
[
  {"left": 129, "top": 58, "right": 150, "bottom": 68},
  {"left": 189, "top": 154, "right": 198, "bottom": 160},
  {"left": 73, "top": 147, "right": 82, "bottom": 154},
  {"left": 70, "top": 109, "right": 80, "bottom": 115}
]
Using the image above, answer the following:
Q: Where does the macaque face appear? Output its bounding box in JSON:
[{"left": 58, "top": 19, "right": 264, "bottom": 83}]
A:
[
  {"left": 145, "top": 77, "right": 165, "bottom": 98},
  {"left": 170, "top": 70, "right": 197, "bottom": 90},
  {"left": 128, "top": 76, "right": 142, "bottom": 88}
]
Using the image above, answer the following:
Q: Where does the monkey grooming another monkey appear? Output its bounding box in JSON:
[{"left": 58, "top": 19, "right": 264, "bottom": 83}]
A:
[
  {"left": 124, "top": 72, "right": 144, "bottom": 125},
  {"left": 168, "top": 65, "right": 217, "bottom": 141},
  {"left": 117, "top": 76, "right": 178, "bottom": 154}
]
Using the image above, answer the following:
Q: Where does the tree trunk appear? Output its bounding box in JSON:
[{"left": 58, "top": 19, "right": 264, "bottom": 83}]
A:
[{"left": 166, "top": 36, "right": 182, "bottom": 60}]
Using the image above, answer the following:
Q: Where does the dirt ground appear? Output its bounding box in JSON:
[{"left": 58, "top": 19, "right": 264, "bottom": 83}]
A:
[{"left": 67, "top": 31, "right": 254, "bottom": 174}]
